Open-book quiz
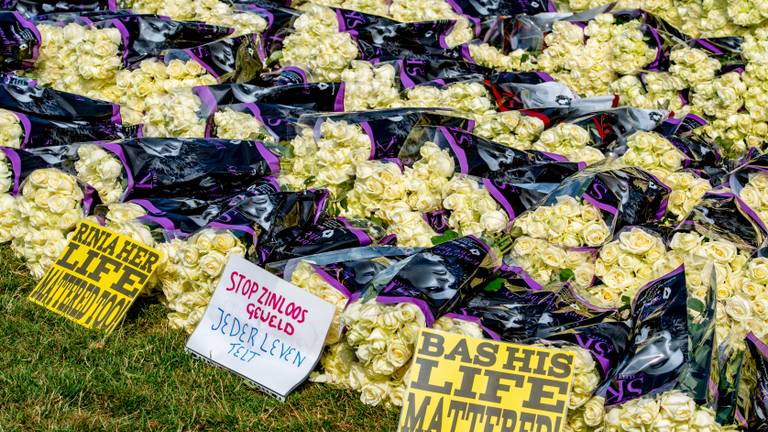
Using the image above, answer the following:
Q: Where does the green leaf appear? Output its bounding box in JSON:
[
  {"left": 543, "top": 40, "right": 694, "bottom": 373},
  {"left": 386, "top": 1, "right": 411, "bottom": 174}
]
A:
[
  {"left": 559, "top": 268, "right": 574, "bottom": 282},
  {"left": 431, "top": 230, "right": 459, "bottom": 245},
  {"left": 687, "top": 297, "right": 705, "bottom": 314},
  {"left": 483, "top": 278, "right": 505, "bottom": 293}
]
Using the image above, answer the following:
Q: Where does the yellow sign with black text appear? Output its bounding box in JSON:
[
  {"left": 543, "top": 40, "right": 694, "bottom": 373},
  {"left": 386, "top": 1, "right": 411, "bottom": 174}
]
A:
[
  {"left": 398, "top": 329, "right": 575, "bottom": 432},
  {"left": 28, "top": 220, "right": 162, "bottom": 333}
]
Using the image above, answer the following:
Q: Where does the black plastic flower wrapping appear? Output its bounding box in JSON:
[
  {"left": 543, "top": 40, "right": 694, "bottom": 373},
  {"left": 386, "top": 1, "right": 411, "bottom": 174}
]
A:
[
  {"left": 92, "top": 137, "right": 280, "bottom": 201},
  {"left": 365, "top": 235, "right": 496, "bottom": 326},
  {"left": 745, "top": 332, "right": 768, "bottom": 431},
  {"left": 2, "top": 109, "right": 141, "bottom": 148},
  {"left": 0, "top": 0, "right": 117, "bottom": 16},
  {"left": 193, "top": 82, "right": 346, "bottom": 118},
  {"left": 603, "top": 267, "right": 690, "bottom": 406},
  {"left": 0, "top": 80, "right": 122, "bottom": 123},
  {"left": 0, "top": 11, "right": 41, "bottom": 70}
]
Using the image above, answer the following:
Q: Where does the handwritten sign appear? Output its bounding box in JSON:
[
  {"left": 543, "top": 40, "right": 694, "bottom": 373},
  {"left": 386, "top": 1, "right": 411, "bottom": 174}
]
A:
[
  {"left": 28, "top": 220, "right": 162, "bottom": 333},
  {"left": 398, "top": 329, "right": 575, "bottom": 432},
  {"left": 186, "top": 255, "right": 334, "bottom": 401}
]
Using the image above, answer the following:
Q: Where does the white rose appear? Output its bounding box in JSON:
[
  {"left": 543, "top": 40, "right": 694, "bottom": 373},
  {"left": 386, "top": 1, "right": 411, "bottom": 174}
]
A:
[
  {"left": 659, "top": 391, "right": 696, "bottom": 422},
  {"left": 704, "top": 240, "right": 738, "bottom": 263},
  {"left": 669, "top": 232, "right": 701, "bottom": 252},
  {"left": 725, "top": 296, "right": 752, "bottom": 322},
  {"left": 360, "top": 382, "right": 389, "bottom": 406},
  {"left": 618, "top": 228, "right": 656, "bottom": 254},
  {"left": 480, "top": 210, "right": 508, "bottom": 233},
  {"left": 582, "top": 397, "right": 605, "bottom": 426},
  {"left": 582, "top": 221, "right": 610, "bottom": 246}
]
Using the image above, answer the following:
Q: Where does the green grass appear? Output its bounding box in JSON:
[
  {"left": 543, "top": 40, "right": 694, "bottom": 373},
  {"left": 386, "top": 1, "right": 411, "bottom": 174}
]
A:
[{"left": 0, "top": 246, "right": 399, "bottom": 431}]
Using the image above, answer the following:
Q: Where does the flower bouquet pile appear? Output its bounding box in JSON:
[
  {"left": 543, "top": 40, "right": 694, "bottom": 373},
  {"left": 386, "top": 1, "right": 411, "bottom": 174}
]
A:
[{"left": 4, "top": 0, "right": 768, "bottom": 429}]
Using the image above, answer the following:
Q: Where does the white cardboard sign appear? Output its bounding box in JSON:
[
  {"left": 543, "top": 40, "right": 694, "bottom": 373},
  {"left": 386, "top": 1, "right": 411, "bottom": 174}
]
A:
[{"left": 186, "top": 255, "right": 335, "bottom": 401}]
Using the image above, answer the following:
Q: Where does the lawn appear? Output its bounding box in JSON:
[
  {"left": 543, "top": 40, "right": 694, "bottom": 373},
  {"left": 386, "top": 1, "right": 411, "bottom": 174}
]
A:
[{"left": 0, "top": 246, "right": 400, "bottom": 431}]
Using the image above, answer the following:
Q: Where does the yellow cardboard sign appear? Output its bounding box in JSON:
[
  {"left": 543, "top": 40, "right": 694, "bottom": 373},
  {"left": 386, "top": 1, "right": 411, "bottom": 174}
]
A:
[
  {"left": 28, "top": 220, "right": 162, "bottom": 333},
  {"left": 398, "top": 329, "right": 575, "bottom": 432}
]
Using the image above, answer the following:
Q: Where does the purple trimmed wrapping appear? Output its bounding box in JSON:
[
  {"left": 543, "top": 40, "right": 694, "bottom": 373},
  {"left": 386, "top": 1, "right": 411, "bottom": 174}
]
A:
[
  {"left": 125, "top": 186, "right": 277, "bottom": 238},
  {"left": 544, "top": 321, "right": 631, "bottom": 384},
  {"left": 374, "top": 235, "right": 494, "bottom": 327},
  {"left": 423, "top": 209, "right": 449, "bottom": 234},
  {"left": 299, "top": 250, "right": 412, "bottom": 304},
  {"left": 255, "top": 217, "right": 377, "bottom": 265},
  {"left": 193, "top": 82, "right": 346, "bottom": 118},
  {"left": 1, "top": 145, "right": 21, "bottom": 195},
  {"left": 604, "top": 266, "right": 689, "bottom": 406},
  {"left": 96, "top": 138, "right": 279, "bottom": 202},
  {"left": 0, "top": 81, "right": 121, "bottom": 123},
  {"left": 351, "top": 20, "right": 467, "bottom": 63},
  {"left": 0, "top": 12, "right": 41, "bottom": 70},
  {"left": 5, "top": 0, "right": 117, "bottom": 15},
  {"left": 445, "top": 0, "right": 553, "bottom": 18},
  {"left": 543, "top": 166, "right": 671, "bottom": 236},
  {"left": 745, "top": 331, "right": 768, "bottom": 431},
  {"left": 687, "top": 191, "right": 768, "bottom": 253},
  {"left": 8, "top": 109, "right": 140, "bottom": 149},
  {"left": 458, "top": 282, "right": 554, "bottom": 342}
]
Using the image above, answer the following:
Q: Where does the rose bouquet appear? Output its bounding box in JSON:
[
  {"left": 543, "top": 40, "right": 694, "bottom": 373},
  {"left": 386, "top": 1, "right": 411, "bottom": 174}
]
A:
[
  {"left": 515, "top": 166, "right": 671, "bottom": 246},
  {"left": 275, "top": 4, "right": 360, "bottom": 82},
  {"left": 512, "top": 195, "right": 612, "bottom": 248},
  {"left": 285, "top": 246, "right": 416, "bottom": 345},
  {"left": 341, "top": 60, "right": 400, "bottom": 111},
  {"left": 117, "top": 0, "right": 268, "bottom": 36},
  {"left": 664, "top": 172, "right": 713, "bottom": 221},
  {"left": 404, "top": 81, "right": 495, "bottom": 116},
  {"left": 666, "top": 229, "right": 768, "bottom": 351},
  {"left": 540, "top": 13, "right": 658, "bottom": 96},
  {"left": 74, "top": 143, "right": 127, "bottom": 204},
  {"left": 118, "top": 59, "right": 218, "bottom": 127},
  {"left": 604, "top": 390, "right": 730, "bottom": 431},
  {"left": 586, "top": 227, "right": 672, "bottom": 308},
  {"left": 279, "top": 118, "right": 371, "bottom": 196},
  {"left": 531, "top": 123, "right": 606, "bottom": 165},
  {"left": 156, "top": 228, "right": 247, "bottom": 333},
  {"left": 472, "top": 110, "right": 546, "bottom": 149},
  {"left": 26, "top": 22, "right": 123, "bottom": 99},
  {"left": 325, "top": 236, "right": 497, "bottom": 405},
  {"left": 212, "top": 107, "right": 278, "bottom": 143},
  {"left": 11, "top": 168, "right": 90, "bottom": 278},
  {"left": 618, "top": 131, "right": 688, "bottom": 179},
  {"left": 506, "top": 236, "right": 596, "bottom": 289}
]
